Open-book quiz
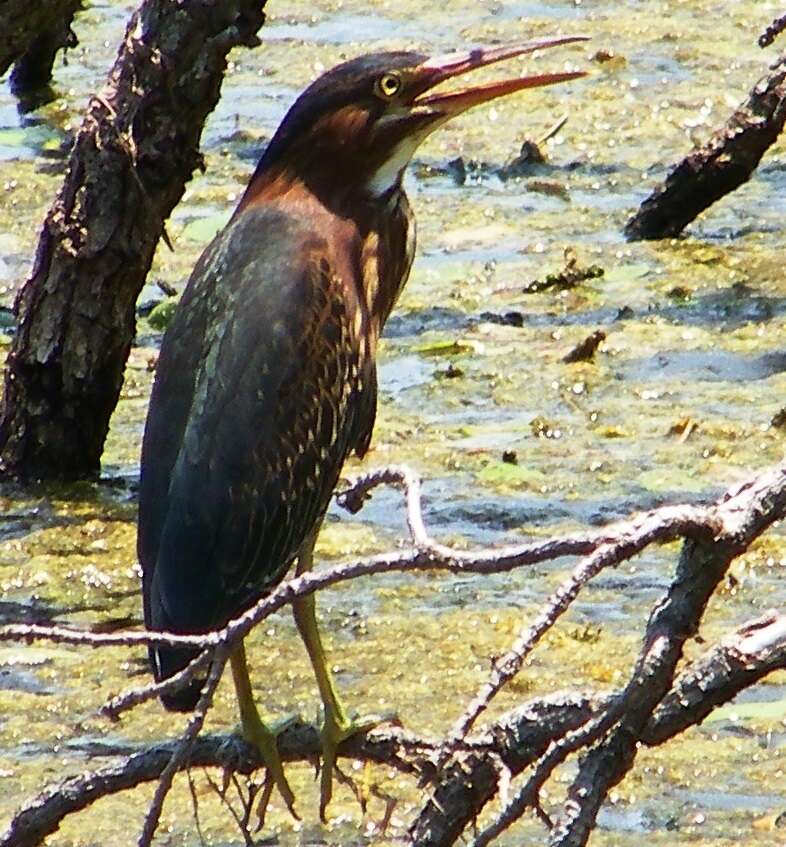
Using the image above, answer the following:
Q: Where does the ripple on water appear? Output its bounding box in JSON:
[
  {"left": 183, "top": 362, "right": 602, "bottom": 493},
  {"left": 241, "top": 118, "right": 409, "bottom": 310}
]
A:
[
  {"left": 492, "top": 1, "right": 589, "bottom": 21},
  {"left": 596, "top": 805, "right": 656, "bottom": 833},
  {"left": 0, "top": 118, "right": 63, "bottom": 162}
]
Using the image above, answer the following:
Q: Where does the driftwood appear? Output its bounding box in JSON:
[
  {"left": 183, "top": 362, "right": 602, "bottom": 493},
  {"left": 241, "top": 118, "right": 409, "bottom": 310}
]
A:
[
  {"left": 0, "top": 0, "right": 267, "bottom": 481},
  {"left": 0, "top": 0, "right": 81, "bottom": 95},
  {"left": 760, "top": 13, "right": 786, "bottom": 48},
  {"left": 1, "top": 463, "right": 786, "bottom": 847},
  {"left": 624, "top": 52, "right": 786, "bottom": 240}
]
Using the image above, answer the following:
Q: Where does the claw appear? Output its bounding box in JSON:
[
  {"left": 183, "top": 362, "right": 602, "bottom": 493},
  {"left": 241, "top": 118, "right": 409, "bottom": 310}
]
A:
[
  {"left": 230, "top": 643, "right": 300, "bottom": 821},
  {"left": 237, "top": 714, "right": 301, "bottom": 820},
  {"left": 254, "top": 774, "right": 275, "bottom": 831},
  {"left": 319, "top": 711, "right": 394, "bottom": 820}
]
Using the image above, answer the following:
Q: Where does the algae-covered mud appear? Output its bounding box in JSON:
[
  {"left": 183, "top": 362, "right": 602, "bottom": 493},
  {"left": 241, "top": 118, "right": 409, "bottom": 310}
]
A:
[{"left": 3, "top": 1, "right": 786, "bottom": 844}]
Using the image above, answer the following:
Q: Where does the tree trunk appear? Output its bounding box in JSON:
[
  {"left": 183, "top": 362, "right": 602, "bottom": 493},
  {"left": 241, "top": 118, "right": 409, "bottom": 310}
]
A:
[
  {"left": 0, "top": 0, "right": 266, "bottom": 481},
  {"left": 0, "top": 0, "right": 81, "bottom": 89}
]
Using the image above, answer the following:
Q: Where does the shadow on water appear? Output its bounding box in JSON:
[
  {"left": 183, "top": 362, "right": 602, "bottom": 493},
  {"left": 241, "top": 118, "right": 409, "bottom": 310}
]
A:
[
  {"left": 384, "top": 305, "right": 471, "bottom": 338},
  {"left": 473, "top": 286, "right": 786, "bottom": 331},
  {"left": 0, "top": 598, "right": 60, "bottom": 626},
  {"left": 618, "top": 348, "right": 786, "bottom": 384},
  {"left": 382, "top": 282, "right": 786, "bottom": 338}
]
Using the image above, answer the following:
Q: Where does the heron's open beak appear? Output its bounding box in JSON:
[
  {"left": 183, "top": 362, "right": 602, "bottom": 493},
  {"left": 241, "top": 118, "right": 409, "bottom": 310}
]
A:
[{"left": 413, "top": 36, "right": 588, "bottom": 116}]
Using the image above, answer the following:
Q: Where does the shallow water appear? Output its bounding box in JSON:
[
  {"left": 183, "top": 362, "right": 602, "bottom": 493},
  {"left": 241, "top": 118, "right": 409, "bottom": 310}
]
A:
[{"left": 2, "top": 0, "right": 786, "bottom": 845}]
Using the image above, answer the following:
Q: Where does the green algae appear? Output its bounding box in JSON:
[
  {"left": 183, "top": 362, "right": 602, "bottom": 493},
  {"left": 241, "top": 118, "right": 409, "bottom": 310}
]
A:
[{"left": 146, "top": 297, "right": 180, "bottom": 331}]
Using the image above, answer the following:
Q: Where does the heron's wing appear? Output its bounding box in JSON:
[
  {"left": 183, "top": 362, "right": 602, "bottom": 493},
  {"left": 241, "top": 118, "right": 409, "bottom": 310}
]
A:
[
  {"left": 139, "top": 206, "right": 370, "bottom": 632},
  {"left": 137, "top": 236, "right": 218, "bottom": 591}
]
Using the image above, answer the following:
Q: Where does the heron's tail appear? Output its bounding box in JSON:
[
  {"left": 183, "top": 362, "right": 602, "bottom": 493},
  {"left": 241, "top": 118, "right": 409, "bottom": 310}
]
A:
[{"left": 143, "top": 550, "right": 216, "bottom": 712}]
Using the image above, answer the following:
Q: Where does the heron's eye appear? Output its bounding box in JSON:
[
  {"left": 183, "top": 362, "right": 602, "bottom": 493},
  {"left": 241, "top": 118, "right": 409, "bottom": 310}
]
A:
[{"left": 376, "top": 72, "right": 402, "bottom": 99}]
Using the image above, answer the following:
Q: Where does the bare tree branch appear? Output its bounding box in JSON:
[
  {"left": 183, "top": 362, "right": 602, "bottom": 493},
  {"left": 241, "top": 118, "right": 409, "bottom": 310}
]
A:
[
  {"left": 5, "top": 607, "right": 786, "bottom": 847},
  {"left": 102, "top": 649, "right": 213, "bottom": 721},
  {"left": 549, "top": 464, "right": 786, "bottom": 847},
  {"left": 443, "top": 507, "right": 718, "bottom": 747},
  {"left": 2, "top": 464, "right": 786, "bottom": 847},
  {"left": 138, "top": 647, "right": 229, "bottom": 847},
  {"left": 624, "top": 55, "right": 786, "bottom": 240},
  {"left": 760, "top": 13, "right": 786, "bottom": 48},
  {"left": 644, "top": 610, "right": 786, "bottom": 744},
  {"left": 413, "top": 610, "right": 786, "bottom": 847}
]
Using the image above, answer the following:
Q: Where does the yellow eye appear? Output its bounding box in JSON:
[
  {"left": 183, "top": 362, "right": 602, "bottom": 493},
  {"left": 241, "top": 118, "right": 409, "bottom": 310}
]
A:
[{"left": 377, "top": 72, "right": 402, "bottom": 99}]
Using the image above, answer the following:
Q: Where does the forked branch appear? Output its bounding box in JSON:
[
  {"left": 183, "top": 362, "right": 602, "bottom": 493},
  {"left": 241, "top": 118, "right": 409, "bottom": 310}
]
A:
[{"left": 1, "top": 462, "right": 785, "bottom": 847}]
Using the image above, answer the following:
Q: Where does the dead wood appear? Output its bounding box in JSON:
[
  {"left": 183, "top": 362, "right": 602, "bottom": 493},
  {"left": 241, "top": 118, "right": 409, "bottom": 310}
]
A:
[
  {"left": 625, "top": 55, "right": 786, "bottom": 240},
  {"left": 0, "top": 0, "right": 81, "bottom": 93},
  {"left": 1, "top": 464, "right": 786, "bottom": 846},
  {"left": 0, "top": 0, "right": 266, "bottom": 481}
]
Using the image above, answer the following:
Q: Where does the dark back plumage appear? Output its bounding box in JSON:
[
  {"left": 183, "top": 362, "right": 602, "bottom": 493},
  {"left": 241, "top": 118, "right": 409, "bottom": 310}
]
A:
[{"left": 139, "top": 191, "right": 404, "bottom": 708}]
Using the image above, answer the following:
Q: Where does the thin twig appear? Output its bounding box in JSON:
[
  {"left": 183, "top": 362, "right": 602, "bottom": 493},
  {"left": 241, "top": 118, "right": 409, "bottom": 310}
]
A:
[
  {"left": 102, "top": 649, "right": 213, "bottom": 720},
  {"left": 444, "top": 509, "right": 717, "bottom": 746},
  {"left": 3, "top": 464, "right": 786, "bottom": 847},
  {"left": 186, "top": 769, "right": 208, "bottom": 847},
  {"left": 549, "top": 463, "right": 786, "bottom": 847},
  {"left": 4, "top": 606, "right": 786, "bottom": 847},
  {"left": 138, "top": 645, "right": 230, "bottom": 847}
]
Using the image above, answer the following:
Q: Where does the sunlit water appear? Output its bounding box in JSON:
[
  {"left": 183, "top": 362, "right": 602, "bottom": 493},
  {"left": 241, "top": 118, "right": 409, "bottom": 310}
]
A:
[{"left": 2, "top": 1, "right": 786, "bottom": 844}]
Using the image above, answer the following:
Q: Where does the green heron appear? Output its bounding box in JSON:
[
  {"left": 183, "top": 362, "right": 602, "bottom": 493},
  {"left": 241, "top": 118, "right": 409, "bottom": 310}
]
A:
[{"left": 139, "top": 37, "right": 586, "bottom": 817}]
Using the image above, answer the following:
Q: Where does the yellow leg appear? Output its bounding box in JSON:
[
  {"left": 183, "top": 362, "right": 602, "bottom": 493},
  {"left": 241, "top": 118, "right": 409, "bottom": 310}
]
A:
[
  {"left": 230, "top": 640, "right": 298, "bottom": 817},
  {"left": 293, "top": 530, "right": 382, "bottom": 820}
]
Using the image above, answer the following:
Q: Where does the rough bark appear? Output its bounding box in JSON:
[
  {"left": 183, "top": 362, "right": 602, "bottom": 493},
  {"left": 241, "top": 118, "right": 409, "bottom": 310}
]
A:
[
  {"left": 0, "top": 0, "right": 81, "bottom": 90},
  {"left": 0, "top": 0, "right": 266, "bottom": 481},
  {"left": 624, "top": 55, "right": 786, "bottom": 240}
]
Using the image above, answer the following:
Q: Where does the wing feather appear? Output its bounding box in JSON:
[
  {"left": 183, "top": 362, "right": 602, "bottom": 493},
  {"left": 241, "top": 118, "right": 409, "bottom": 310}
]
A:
[{"left": 139, "top": 206, "right": 372, "bottom": 635}]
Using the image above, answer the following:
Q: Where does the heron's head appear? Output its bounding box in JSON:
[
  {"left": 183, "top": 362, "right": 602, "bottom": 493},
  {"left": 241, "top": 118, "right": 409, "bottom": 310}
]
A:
[{"left": 242, "top": 37, "right": 587, "bottom": 207}]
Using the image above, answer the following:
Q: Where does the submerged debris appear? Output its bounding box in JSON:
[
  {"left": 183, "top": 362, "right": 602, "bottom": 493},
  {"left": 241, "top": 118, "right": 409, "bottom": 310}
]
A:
[
  {"left": 563, "top": 329, "right": 606, "bottom": 363},
  {"left": 770, "top": 408, "right": 786, "bottom": 429},
  {"left": 590, "top": 48, "right": 627, "bottom": 70},
  {"left": 435, "top": 362, "right": 464, "bottom": 379},
  {"left": 147, "top": 297, "right": 179, "bottom": 330},
  {"left": 526, "top": 178, "right": 570, "bottom": 201},
  {"left": 497, "top": 115, "right": 568, "bottom": 179},
  {"left": 478, "top": 311, "right": 524, "bottom": 328},
  {"left": 668, "top": 417, "right": 699, "bottom": 442},
  {"left": 498, "top": 114, "right": 568, "bottom": 179},
  {"left": 156, "top": 278, "right": 177, "bottom": 297},
  {"left": 667, "top": 285, "right": 693, "bottom": 302},
  {"left": 524, "top": 249, "right": 605, "bottom": 294},
  {"left": 498, "top": 138, "right": 547, "bottom": 179}
]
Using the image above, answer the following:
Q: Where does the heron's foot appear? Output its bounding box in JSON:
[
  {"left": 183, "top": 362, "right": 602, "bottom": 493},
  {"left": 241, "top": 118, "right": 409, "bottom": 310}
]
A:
[
  {"left": 319, "top": 709, "right": 397, "bottom": 820},
  {"left": 235, "top": 712, "right": 300, "bottom": 821}
]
